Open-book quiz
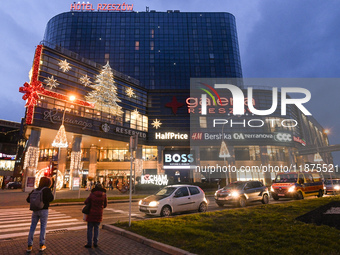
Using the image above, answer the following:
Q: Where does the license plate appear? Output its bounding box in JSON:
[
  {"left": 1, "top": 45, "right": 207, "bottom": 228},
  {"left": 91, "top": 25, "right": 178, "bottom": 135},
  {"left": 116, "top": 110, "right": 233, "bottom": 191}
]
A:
[{"left": 278, "top": 194, "right": 285, "bottom": 196}]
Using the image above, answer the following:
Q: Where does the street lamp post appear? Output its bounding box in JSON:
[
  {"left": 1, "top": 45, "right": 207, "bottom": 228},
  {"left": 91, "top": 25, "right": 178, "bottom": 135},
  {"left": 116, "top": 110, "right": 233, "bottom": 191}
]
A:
[{"left": 219, "top": 123, "right": 231, "bottom": 185}]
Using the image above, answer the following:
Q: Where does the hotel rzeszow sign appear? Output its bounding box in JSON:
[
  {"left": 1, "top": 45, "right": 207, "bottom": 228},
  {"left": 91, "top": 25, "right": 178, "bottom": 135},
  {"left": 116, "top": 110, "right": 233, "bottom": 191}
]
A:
[{"left": 70, "top": 2, "right": 133, "bottom": 11}]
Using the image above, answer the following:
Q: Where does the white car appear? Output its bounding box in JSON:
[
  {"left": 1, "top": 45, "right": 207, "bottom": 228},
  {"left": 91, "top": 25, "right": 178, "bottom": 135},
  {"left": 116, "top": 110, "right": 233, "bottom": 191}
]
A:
[{"left": 138, "top": 185, "right": 208, "bottom": 217}]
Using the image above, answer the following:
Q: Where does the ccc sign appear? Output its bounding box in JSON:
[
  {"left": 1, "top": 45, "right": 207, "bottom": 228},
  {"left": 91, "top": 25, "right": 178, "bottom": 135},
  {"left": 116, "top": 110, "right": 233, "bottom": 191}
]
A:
[{"left": 274, "top": 133, "right": 292, "bottom": 142}]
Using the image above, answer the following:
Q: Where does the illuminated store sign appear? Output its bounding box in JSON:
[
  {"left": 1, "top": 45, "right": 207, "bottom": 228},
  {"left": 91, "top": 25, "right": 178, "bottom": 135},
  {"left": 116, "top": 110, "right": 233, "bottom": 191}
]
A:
[
  {"left": 155, "top": 132, "right": 188, "bottom": 140},
  {"left": 192, "top": 132, "right": 293, "bottom": 142},
  {"left": 114, "top": 127, "right": 146, "bottom": 138},
  {"left": 0, "top": 153, "right": 16, "bottom": 160},
  {"left": 70, "top": 2, "right": 133, "bottom": 11},
  {"left": 293, "top": 136, "right": 306, "bottom": 146},
  {"left": 163, "top": 150, "right": 195, "bottom": 169},
  {"left": 141, "top": 174, "right": 168, "bottom": 185}
]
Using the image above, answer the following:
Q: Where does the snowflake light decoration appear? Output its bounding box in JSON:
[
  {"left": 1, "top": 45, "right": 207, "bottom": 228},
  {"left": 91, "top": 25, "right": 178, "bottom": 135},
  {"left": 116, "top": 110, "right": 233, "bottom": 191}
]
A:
[
  {"left": 80, "top": 74, "right": 91, "bottom": 87},
  {"left": 152, "top": 119, "right": 162, "bottom": 129},
  {"left": 58, "top": 59, "right": 72, "bottom": 72},
  {"left": 44, "top": 76, "right": 59, "bottom": 89},
  {"left": 133, "top": 109, "right": 139, "bottom": 116},
  {"left": 126, "top": 87, "right": 135, "bottom": 97}
]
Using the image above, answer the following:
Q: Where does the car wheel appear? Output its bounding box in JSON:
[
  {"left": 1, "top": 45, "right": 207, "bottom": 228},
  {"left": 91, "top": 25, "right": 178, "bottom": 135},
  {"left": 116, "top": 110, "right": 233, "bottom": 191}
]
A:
[
  {"left": 296, "top": 191, "right": 304, "bottom": 200},
  {"left": 198, "top": 202, "right": 207, "bottom": 213},
  {"left": 160, "top": 205, "right": 171, "bottom": 217},
  {"left": 272, "top": 194, "right": 279, "bottom": 201},
  {"left": 238, "top": 197, "right": 247, "bottom": 207},
  {"left": 317, "top": 190, "right": 323, "bottom": 198},
  {"left": 262, "top": 194, "right": 269, "bottom": 204}
]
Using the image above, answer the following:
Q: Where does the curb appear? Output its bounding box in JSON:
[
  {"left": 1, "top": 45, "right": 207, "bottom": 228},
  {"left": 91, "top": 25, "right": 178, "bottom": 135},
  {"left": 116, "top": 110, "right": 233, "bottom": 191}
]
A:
[
  {"left": 50, "top": 199, "right": 139, "bottom": 207},
  {"left": 103, "top": 224, "right": 196, "bottom": 255}
]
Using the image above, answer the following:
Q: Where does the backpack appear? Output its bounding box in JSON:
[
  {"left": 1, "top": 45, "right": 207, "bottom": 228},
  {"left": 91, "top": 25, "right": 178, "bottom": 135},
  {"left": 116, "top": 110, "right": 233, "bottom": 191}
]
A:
[{"left": 30, "top": 187, "right": 47, "bottom": 211}]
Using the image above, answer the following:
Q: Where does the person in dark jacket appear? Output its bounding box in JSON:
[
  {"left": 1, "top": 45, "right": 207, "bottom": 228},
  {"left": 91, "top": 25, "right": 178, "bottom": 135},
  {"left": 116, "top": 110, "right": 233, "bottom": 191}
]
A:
[
  {"left": 26, "top": 176, "right": 54, "bottom": 253},
  {"left": 84, "top": 183, "right": 108, "bottom": 248}
]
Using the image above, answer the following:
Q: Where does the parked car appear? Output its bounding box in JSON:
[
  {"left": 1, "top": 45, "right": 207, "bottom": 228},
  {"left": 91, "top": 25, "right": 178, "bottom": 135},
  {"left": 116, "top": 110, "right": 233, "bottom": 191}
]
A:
[
  {"left": 138, "top": 185, "right": 208, "bottom": 217},
  {"left": 214, "top": 181, "right": 269, "bottom": 207},
  {"left": 324, "top": 179, "right": 340, "bottom": 194},
  {"left": 7, "top": 182, "right": 22, "bottom": 189},
  {"left": 271, "top": 172, "right": 324, "bottom": 200}
]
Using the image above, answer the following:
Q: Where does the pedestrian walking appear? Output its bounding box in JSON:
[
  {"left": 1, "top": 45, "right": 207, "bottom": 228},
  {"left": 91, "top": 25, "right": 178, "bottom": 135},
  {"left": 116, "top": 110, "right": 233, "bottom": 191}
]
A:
[
  {"left": 84, "top": 183, "right": 107, "bottom": 248},
  {"left": 26, "top": 176, "right": 54, "bottom": 253}
]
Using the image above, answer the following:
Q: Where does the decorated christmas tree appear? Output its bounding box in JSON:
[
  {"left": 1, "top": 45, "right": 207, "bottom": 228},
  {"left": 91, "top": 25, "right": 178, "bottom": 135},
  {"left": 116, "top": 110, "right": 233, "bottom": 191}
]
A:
[{"left": 85, "top": 62, "right": 123, "bottom": 116}]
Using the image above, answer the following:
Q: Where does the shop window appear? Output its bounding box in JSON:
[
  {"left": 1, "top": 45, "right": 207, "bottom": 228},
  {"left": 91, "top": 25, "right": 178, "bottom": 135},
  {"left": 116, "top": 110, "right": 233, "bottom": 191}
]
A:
[{"left": 235, "top": 147, "right": 250, "bottom": 161}]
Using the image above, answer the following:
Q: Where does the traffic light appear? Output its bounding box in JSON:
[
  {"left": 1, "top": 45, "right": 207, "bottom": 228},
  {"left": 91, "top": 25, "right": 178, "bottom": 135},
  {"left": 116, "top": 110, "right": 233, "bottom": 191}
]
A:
[
  {"left": 44, "top": 168, "right": 50, "bottom": 177},
  {"left": 51, "top": 162, "right": 58, "bottom": 176}
]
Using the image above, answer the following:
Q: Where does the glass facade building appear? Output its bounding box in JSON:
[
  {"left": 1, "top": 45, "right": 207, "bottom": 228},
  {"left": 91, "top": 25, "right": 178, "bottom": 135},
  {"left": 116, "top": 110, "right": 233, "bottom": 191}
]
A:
[{"left": 43, "top": 11, "right": 243, "bottom": 89}]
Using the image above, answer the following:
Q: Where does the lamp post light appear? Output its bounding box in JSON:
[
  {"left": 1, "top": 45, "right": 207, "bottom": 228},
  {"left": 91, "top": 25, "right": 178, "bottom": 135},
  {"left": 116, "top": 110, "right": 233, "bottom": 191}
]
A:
[
  {"left": 219, "top": 123, "right": 232, "bottom": 185},
  {"left": 52, "top": 95, "right": 76, "bottom": 198}
]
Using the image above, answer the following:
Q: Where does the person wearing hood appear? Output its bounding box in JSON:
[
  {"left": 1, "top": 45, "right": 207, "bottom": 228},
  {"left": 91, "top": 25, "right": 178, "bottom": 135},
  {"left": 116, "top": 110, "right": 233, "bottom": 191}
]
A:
[{"left": 84, "top": 183, "right": 107, "bottom": 248}]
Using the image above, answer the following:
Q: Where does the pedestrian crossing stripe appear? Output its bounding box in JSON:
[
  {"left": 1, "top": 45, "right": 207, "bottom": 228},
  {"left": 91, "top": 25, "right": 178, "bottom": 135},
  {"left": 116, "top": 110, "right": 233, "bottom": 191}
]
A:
[{"left": 0, "top": 209, "right": 86, "bottom": 240}]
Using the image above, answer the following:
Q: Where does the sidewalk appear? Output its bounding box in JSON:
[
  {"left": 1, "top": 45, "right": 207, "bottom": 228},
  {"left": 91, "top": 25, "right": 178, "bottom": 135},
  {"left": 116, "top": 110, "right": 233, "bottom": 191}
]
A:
[{"left": 0, "top": 227, "right": 168, "bottom": 255}]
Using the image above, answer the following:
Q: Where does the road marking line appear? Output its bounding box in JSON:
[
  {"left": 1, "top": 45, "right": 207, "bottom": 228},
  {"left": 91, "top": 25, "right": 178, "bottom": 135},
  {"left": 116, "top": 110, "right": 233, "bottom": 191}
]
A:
[
  {"left": 0, "top": 215, "right": 72, "bottom": 224},
  {"left": 0, "top": 219, "right": 79, "bottom": 229}
]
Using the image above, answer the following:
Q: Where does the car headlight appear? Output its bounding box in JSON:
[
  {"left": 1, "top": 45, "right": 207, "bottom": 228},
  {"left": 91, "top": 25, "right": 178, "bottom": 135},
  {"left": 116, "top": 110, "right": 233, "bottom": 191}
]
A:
[
  {"left": 288, "top": 186, "right": 295, "bottom": 193},
  {"left": 334, "top": 185, "right": 340, "bottom": 191},
  {"left": 270, "top": 186, "right": 274, "bottom": 192},
  {"left": 230, "top": 191, "right": 239, "bottom": 197},
  {"left": 138, "top": 200, "right": 143, "bottom": 205},
  {"left": 149, "top": 201, "right": 159, "bottom": 207}
]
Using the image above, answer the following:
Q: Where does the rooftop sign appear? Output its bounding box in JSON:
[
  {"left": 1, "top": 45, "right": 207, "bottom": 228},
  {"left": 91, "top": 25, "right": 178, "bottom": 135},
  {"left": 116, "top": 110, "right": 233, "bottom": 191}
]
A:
[{"left": 70, "top": 2, "right": 133, "bottom": 12}]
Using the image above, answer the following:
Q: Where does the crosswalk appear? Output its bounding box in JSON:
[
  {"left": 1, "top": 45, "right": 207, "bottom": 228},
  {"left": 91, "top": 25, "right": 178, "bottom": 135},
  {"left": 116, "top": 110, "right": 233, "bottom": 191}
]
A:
[{"left": 0, "top": 208, "right": 86, "bottom": 240}]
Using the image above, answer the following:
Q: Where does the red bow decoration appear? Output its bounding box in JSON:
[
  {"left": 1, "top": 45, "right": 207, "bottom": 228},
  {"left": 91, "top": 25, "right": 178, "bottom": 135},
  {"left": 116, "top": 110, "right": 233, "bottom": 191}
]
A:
[{"left": 20, "top": 81, "right": 45, "bottom": 108}]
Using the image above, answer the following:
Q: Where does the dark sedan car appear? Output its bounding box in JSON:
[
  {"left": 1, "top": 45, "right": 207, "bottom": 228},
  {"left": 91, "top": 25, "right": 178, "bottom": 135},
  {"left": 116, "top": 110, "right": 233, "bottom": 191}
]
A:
[{"left": 8, "top": 182, "right": 22, "bottom": 189}]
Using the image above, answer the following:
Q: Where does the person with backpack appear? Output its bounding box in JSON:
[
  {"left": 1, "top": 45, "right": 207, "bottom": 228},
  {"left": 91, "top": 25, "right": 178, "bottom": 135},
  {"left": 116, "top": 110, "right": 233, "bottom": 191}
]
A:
[
  {"left": 84, "top": 183, "right": 107, "bottom": 248},
  {"left": 26, "top": 176, "right": 54, "bottom": 253}
]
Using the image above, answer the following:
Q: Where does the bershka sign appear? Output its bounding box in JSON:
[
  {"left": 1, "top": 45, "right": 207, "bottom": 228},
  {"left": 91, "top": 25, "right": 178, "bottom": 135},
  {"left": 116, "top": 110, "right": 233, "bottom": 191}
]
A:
[
  {"left": 155, "top": 132, "right": 188, "bottom": 140},
  {"left": 70, "top": 2, "right": 133, "bottom": 11}
]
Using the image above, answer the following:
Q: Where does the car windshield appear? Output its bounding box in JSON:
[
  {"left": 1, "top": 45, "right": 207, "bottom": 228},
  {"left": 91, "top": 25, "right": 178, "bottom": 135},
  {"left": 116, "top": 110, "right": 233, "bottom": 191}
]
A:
[
  {"left": 223, "top": 183, "right": 245, "bottom": 190},
  {"left": 155, "top": 187, "right": 177, "bottom": 197},
  {"left": 325, "top": 180, "right": 340, "bottom": 185},
  {"left": 275, "top": 174, "right": 298, "bottom": 183}
]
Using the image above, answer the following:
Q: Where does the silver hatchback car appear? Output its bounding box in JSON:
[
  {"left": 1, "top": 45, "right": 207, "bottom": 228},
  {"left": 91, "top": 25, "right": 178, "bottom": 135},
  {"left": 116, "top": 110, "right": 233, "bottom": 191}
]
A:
[
  {"left": 215, "top": 181, "right": 269, "bottom": 207},
  {"left": 139, "top": 185, "right": 208, "bottom": 217}
]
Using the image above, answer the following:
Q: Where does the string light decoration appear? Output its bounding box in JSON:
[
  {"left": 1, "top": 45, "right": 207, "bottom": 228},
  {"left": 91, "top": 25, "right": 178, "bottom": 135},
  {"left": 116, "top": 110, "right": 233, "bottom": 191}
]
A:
[
  {"left": 58, "top": 59, "right": 72, "bottom": 72},
  {"left": 52, "top": 124, "right": 68, "bottom": 148},
  {"left": 126, "top": 87, "right": 135, "bottom": 97},
  {"left": 85, "top": 62, "right": 123, "bottom": 116},
  {"left": 70, "top": 151, "right": 82, "bottom": 171},
  {"left": 44, "top": 75, "right": 59, "bottom": 89},
  {"left": 23, "top": 146, "right": 40, "bottom": 170},
  {"left": 219, "top": 141, "right": 230, "bottom": 158},
  {"left": 152, "top": 119, "right": 162, "bottom": 129},
  {"left": 34, "top": 168, "right": 63, "bottom": 190},
  {"left": 80, "top": 74, "right": 91, "bottom": 87},
  {"left": 135, "top": 159, "right": 144, "bottom": 176},
  {"left": 19, "top": 45, "right": 44, "bottom": 125}
]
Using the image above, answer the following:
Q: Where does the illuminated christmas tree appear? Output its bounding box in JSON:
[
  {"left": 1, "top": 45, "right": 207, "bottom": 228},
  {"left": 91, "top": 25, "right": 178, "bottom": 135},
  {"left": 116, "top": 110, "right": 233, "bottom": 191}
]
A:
[{"left": 85, "top": 62, "right": 123, "bottom": 116}]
